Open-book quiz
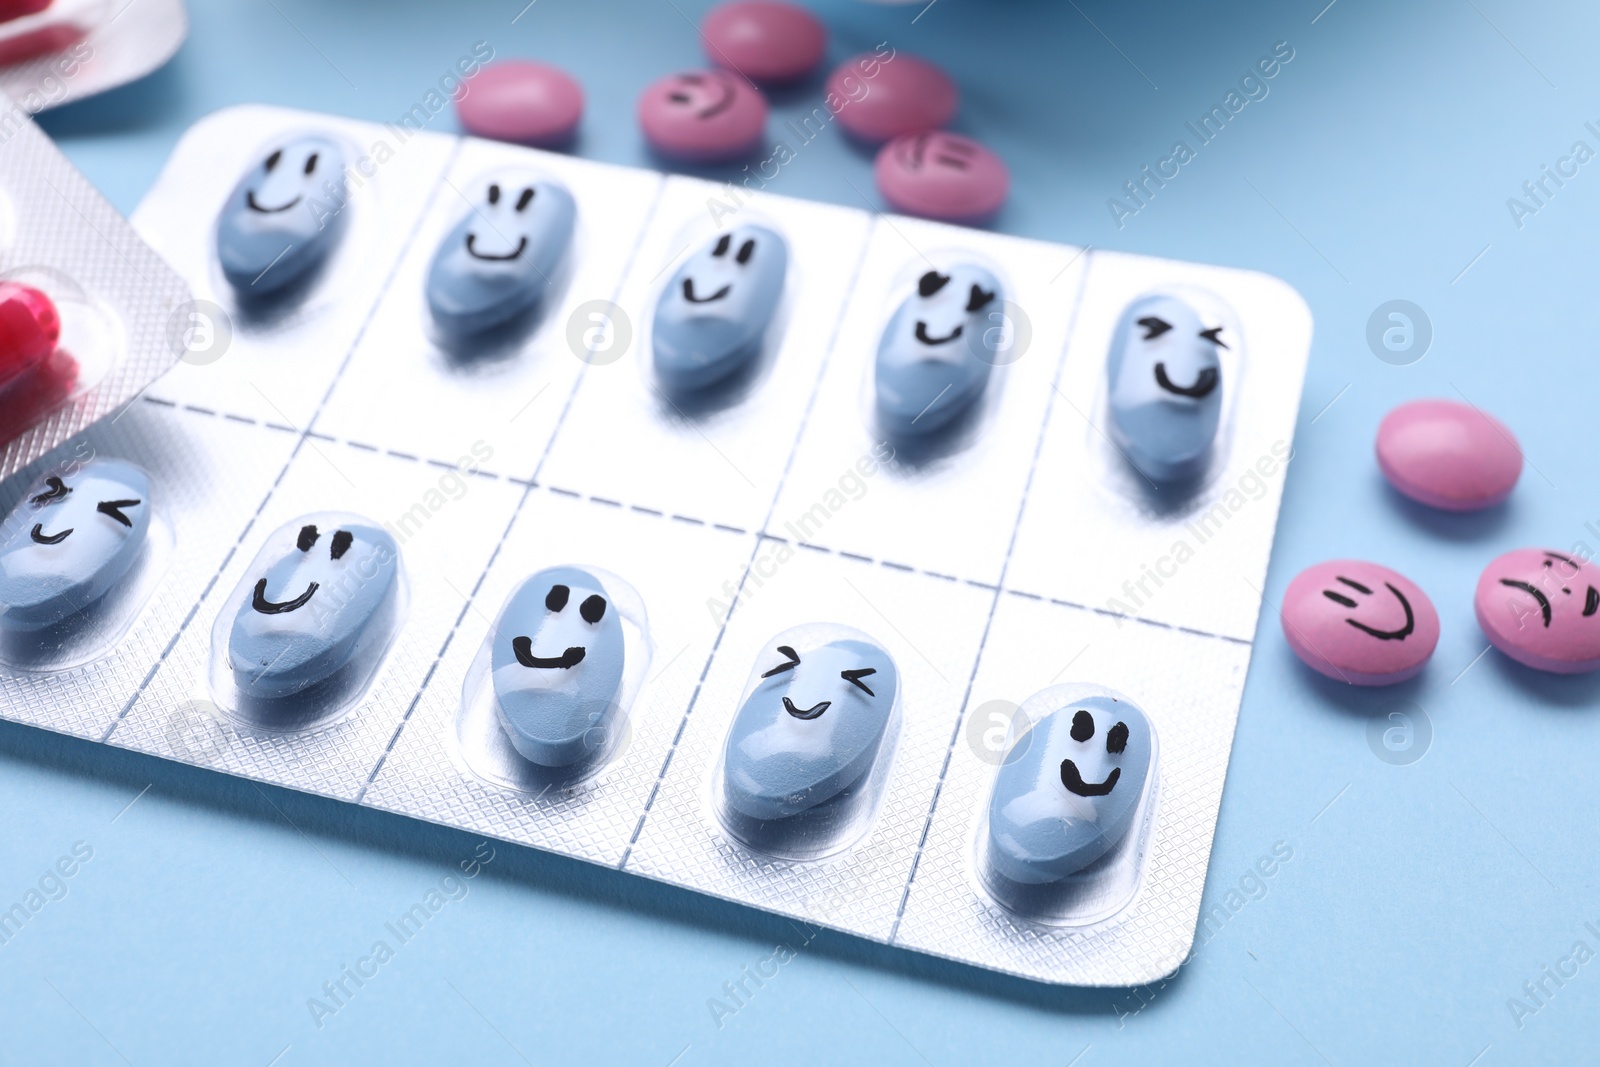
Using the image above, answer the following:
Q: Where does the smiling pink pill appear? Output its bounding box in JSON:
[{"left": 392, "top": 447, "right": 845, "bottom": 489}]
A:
[
  {"left": 828, "top": 52, "right": 956, "bottom": 144},
  {"left": 639, "top": 69, "right": 767, "bottom": 162},
  {"left": 1475, "top": 548, "right": 1600, "bottom": 674},
  {"left": 1282, "top": 560, "right": 1440, "bottom": 685},
  {"left": 1376, "top": 399, "right": 1522, "bottom": 511},
  {"left": 702, "top": 1, "right": 827, "bottom": 84},
  {"left": 875, "top": 131, "right": 1008, "bottom": 222},
  {"left": 456, "top": 61, "right": 585, "bottom": 147}
]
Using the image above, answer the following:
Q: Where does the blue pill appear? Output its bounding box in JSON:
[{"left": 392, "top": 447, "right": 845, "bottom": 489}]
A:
[
  {"left": 1106, "top": 294, "right": 1225, "bottom": 482},
  {"left": 216, "top": 136, "right": 349, "bottom": 295},
  {"left": 228, "top": 521, "right": 401, "bottom": 700},
  {"left": 426, "top": 172, "right": 576, "bottom": 334},
  {"left": 722, "top": 637, "right": 899, "bottom": 821},
  {"left": 491, "top": 566, "right": 625, "bottom": 767},
  {"left": 874, "top": 265, "right": 1001, "bottom": 437},
  {"left": 0, "top": 459, "right": 150, "bottom": 631},
  {"left": 652, "top": 225, "right": 788, "bottom": 391},
  {"left": 986, "top": 696, "right": 1153, "bottom": 885}
]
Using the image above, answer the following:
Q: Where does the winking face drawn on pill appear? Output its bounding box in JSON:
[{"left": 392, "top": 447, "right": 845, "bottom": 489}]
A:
[
  {"left": 1106, "top": 293, "right": 1227, "bottom": 482},
  {"left": 0, "top": 459, "right": 150, "bottom": 631}
]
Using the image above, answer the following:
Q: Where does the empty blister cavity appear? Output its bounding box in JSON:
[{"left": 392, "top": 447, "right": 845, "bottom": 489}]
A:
[
  {"left": 209, "top": 513, "right": 406, "bottom": 732},
  {"left": 1104, "top": 292, "right": 1234, "bottom": 485},
  {"left": 456, "top": 565, "right": 651, "bottom": 790},
  {"left": 872, "top": 260, "right": 1007, "bottom": 445},
  {"left": 0, "top": 456, "right": 171, "bottom": 671},
  {"left": 425, "top": 168, "right": 576, "bottom": 336},
  {"left": 711, "top": 623, "right": 901, "bottom": 860},
  {"left": 215, "top": 134, "right": 350, "bottom": 298},
  {"left": 652, "top": 223, "right": 788, "bottom": 393},
  {"left": 975, "top": 685, "right": 1158, "bottom": 926}
]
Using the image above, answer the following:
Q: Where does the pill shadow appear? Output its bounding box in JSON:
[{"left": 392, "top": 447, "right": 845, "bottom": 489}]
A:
[
  {"left": 1484, "top": 650, "right": 1600, "bottom": 710},
  {"left": 1379, "top": 478, "right": 1514, "bottom": 542},
  {"left": 1280, "top": 650, "right": 1431, "bottom": 721},
  {"left": 0, "top": 717, "right": 1190, "bottom": 1018}
]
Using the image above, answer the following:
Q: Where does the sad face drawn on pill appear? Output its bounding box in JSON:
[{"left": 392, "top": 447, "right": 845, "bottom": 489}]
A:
[
  {"left": 986, "top": 695, "right": 1154, "bottom": 885},
  {"left": 0, "top": 459, "right": 150, "bottom": 631},
  {"left": 1320, "top": 573, "right": 1417, "bottom": 641},
  {"left": 874, "top": 265, "right": 1002, "bottom": 437},
  {"left": 1475, "top": 549, "right": 1600, "bottom": 674},
  {"left": 491, "top": 566, "right": 625, "bottom": 767},
  {"left": 721, "top": 637, "right": 899, "bottom": 822},
  {"left": 653, "top": 224, "right": 789, "bottom": 392},
  {"left": 215, "top": 135, "right": 349, "bottom": 296},
  {"left": 1106, "top": 293, "right": 1227, "bottom": 482},
  {"left": 426, "top": 171, "right": 576, "bottom": 335},
  {"left": 228, "top": 520, "right": 401, "bottom": 700},
  {"left": 1496, "top": 552, "right": 1599, "bottom": 627}
]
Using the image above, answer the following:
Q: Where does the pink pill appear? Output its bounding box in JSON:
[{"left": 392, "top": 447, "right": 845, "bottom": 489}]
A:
[
  {"left": 1475, "top": 548, "right": 1600, "bottom": 674},
  {"left": 702, "top": 1, "right": 827, "bottom": 84},
  {"left": 1376, "top": 399, "right": 1522, "bottom": 511},
  {"left": 875, "top": 131, "right": 1008, "bottom": 222},
  {"left": 456, "top": 61, "right": 584, "bottom": 147},
  {"left": 827, "top": 52, "right": 956, "bottom": 144},
  {"left": 1281, "top": 560, "right": 1440, "bottom": 685},
  {"left": 638, "top": 70, "right": 767, "bottom": 163}
]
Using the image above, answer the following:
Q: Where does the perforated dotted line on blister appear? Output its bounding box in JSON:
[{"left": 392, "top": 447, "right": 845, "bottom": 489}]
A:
[{"left": 148, "top": 394, "right": 1254, "bottom": 650}]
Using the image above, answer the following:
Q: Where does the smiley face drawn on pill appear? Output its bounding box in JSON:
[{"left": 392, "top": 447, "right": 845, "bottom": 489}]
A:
[
  {"left": 638, "top": 71, "right": 767, "bottom": 162},
  {"left": 986, "top": 695, "right": 1154, "bottom": 885},
  {"left": 721, "top": 636, "right": 899, "bottom": 821},
  {"left": 491, "top": 566, "right": 625, "bottom": 767},
  {"left": 1281, "top": 561, "right": 1439, "bottom": 685},
  {"left": 874, "top": 265, "right": 1002, "bottom": 437},
  {"left": 426, "top": 170, "right": 576, "bottom": 335},
  {"left": 0, "top": 459, "right": 150, "bottom": 631},
  {"left": 663, "top": 71, "right": 739, "bottom": 119},
  {"left": 216, "top": 135, "right": 349, "bottom": 296},
  {"left": 653, "top": 224, "right": 789, "bottom": 392},
  {"left": 1106, "top": 293, "right": 1227, "bottom": 482},
  {"left": 1476, "top": 549, "right": 1600, "bottom": 673},
  {"left": 1320, "top": 574, "right": 1416, "bottom": 641},
  {"left": 228, "top": 520, "right": 401, "bottom": 700}
]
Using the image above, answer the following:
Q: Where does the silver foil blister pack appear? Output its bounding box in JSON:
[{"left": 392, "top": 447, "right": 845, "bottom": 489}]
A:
[{"left": 0, "top": 105, "right": 1311, "bottom": 986}]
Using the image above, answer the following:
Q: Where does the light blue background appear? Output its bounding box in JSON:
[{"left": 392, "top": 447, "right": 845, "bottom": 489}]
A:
[{"left": 5, "top": 0, "right": 1598, "bottom": 1062}]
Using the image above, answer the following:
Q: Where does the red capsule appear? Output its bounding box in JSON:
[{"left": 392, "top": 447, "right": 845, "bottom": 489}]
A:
[{"left": 0, "top": 282, "right": 60, "bottom": 391}]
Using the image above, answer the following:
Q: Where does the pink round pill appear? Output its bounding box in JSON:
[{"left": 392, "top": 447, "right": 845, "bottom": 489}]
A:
[
  {"left": 827, "top": 52, "right": 956, "bottom": 144},
  {"left": 1475, "top": 548, "right": 1600, "bottom": 674},
  {"left": 1281, "top": 560, "right": 1440, "bottom": 685},
  {"left": 638, "top": 70, "right": 767, "bottom": 163},
  {"left": 702, "top": 1, "right": 827, "bottom": 84},
  {"left": 875, "top": 131, "right": 1009, "bottom": 222},
  {"left": 456, "top": 61, "right": 584, "bottom": 147},
  {"left": 1376, "top": 399, "right": 1522, "bottom": 511}
]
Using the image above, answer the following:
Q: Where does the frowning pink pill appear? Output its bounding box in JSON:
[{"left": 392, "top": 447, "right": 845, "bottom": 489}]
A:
[
  {"left": 875, "top": 131, "right": 1008, "bottom": 222},
  {"left": 1282, "top": 560, "right": 1440, "bottom": 685},
  {"left": 456, "top": 61, "right": 584, "bottom": 147},
  {"left": 638, "top": 70, "right": 767, "bottom": 162},
  {"left": 702, "top": 1, "right": 827, "bottom": 84},
  {"left": 1376, "top": 399, "right": 1522, "bottom": 511},
  {"left": 1475, "top": 548, "right": 1600, "bottom": 674},
  {"left": 828, "top": 52, "right": 956, "bottom": 144}
]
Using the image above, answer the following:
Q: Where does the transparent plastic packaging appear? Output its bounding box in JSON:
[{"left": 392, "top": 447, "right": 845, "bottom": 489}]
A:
[
  {"left": 455, "top": 564, "right": 651, "bottom": 793},
  {"left": 208, "top": 512, "right": 407, "bottom": 734},
  {"left": 0, "top": 0, "right": 187, "bottom": 114},
  {"left": 972, "top": 684, "right": 1160, "bottom": 927},
  {"left": 710, "top": 623, "right": 902, "bottom": 860}
]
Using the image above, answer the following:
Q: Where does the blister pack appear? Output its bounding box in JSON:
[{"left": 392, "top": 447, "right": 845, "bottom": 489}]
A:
[
  {"left": 0, "top": 94, "right": 191, "bottom": 482},
  {"left": 0, "top": 103, "right": 1311, "bottom": 986},
  {"left": 0, "top": 0, "right": 187, "bottom": 114}
]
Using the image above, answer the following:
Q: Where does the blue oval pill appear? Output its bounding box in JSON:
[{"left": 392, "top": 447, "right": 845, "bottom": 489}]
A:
[
  {"left": 986, "top": 695, "right": 1153, "bottom": 885},
  {"left": 652, "top": 224, "right": 788, "bottom": 391},
  {"left": 426, "top": 171, "right": 576, "bottom": 334},
  {"left": 722, "top": 637, "right": 899, "bottom": 821},
  {"left": 491, "top": 566, "right": 625, "bottom": 767},
  {"left": 216, "top": 136, "right": 349, "bottom": 296},
  {"left": 228, "top": 521, "right": 401, "bottom": 700},
  {"left": 874, "top": 265, "right": 1001, "bottom": 437},
  {"left": 1106, "top": 294, "right": 1225, "bottom": 482},
  {"left": 0, "top": 459, "right": 151, "bottom": 631}
]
